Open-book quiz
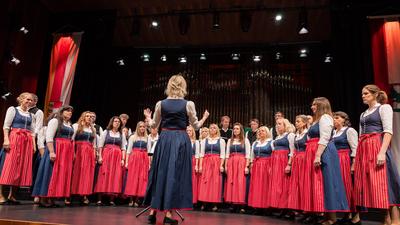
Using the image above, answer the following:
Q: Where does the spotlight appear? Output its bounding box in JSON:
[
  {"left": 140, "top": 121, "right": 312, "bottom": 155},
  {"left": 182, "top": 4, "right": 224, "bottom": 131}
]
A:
[
  {"left": 200, "top": 53, "right": 206, "bottom": 60},
  {"left": 151, "top": 20, "right": 159, "bottom": 28},
  {"left": 253, "top": 55, "right": 262, "bottom": 62},
  {"left": 212, "top": 12, "right": 220, "bottom": 29},
  {"left": 240, "top": 11, "right": 252, "bottom": 32},
  {"left": 299, "top": 49, "right": 308, "bottom": 58},
  {"left": 160, "top": 55, "right": 167, "bottom": 62},
  {"left": 19, "top": 27, "right": 28, "bottom": 34},
  {"left": 231, "top": 53, "right": 240, "bottom": 61},
  {"left": 9, "top": 55, "right": 21, "bottom": 65},
  {"left": 298, "top": 8, "right": 309, "bottom": 34},
  {"left": 1, "top": 92, "right": 11, "bottom": 100},
  {"left": 141, "top": 53, "right": 150, "bottom": 62},
  {"left": 179, "top": 55, "right": 187, "bottom": 63},
  {"left": 324, "top": 54, "right": 332, "bottom": 63},
  {"left": 275, "top": 14, "right": 283, "bottom": 22},
  {"left": 275, "top": 52, "right": 282, "bottom": 60},
  {"left": 178, "top": 14, "right": 190, "bottom": 35},
  {"left": 116, "top": 59, "right": 125, "bottom": 66}
]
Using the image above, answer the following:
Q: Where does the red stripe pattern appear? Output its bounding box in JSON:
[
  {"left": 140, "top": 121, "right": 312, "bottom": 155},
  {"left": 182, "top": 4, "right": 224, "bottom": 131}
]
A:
[
  {"left": 192, "top": 156, "right": 199, "bottom": 204},
  {"left": 124, "top": 149, "right": 149, "bottom": 197},
  {"left": 0, "top": 129, "right": 33, "bottom": 186},
  {"left": 337, "top": 149, "right": 354, "bottom": 211},
  {"left": 302, "top": 138, "right": 325, "bottom": 212},
  {"left": 94, "top": 144, "right": 123, "bottom": 194},
  {"left": 198, "top": 154, "right": 223, "bottom": 203},
  {"left": 248, "top": 157, "right": 271, "bottom": 208},
  {"left": 71, "top": 141, "right": 96, "bottom": 195},
  {"left": 354, "top": 133, "right": 389, "bottom": 209},
  {"left": 224, "top": 153, "right": 247, "bottom": 204},
  {"left": 47, "top": 138, "right": 74, "bottom": 197},
  {"left": 287, "top": 151, "right": 306, "bottom": 210},
  {"left": 269, "top": 150, "right": 290, "bottom": 209}
]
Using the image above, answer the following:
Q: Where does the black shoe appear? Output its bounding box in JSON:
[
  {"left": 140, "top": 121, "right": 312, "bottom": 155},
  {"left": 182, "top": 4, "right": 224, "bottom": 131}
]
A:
[
  {"left": 163, "top": 217, "right": 178, "bottom": 225},
  {"left": 343, "top": 220, "right": 361, "bottom": 225},
  {"left": 302, "top": 215, "right": 317, "bottom": 224},
  {"left": 147, "top": 214, "right": 156, "bottom": 224},
  {"left": 284, "top": 213, "right": 295, "bottom": 220}
]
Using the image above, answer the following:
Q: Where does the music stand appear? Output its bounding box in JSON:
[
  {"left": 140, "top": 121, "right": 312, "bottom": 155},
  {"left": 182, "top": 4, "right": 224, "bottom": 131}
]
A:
[{"left": 136, "top": 205, "right": 185, "bottom": 221}]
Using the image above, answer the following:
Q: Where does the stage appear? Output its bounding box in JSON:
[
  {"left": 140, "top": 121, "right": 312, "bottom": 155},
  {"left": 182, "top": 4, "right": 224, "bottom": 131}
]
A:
[{"left": 0, "top": 203, "right": 382, "bottom": 225}]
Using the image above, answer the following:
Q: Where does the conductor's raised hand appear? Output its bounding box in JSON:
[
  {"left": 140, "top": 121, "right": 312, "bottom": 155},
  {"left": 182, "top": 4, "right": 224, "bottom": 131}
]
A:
[
  {"left": 143, "top": 108, "right": 152, "bottom": 119},
  {"left": 203, "top": 110, "right": 210, "bottom": 120}
]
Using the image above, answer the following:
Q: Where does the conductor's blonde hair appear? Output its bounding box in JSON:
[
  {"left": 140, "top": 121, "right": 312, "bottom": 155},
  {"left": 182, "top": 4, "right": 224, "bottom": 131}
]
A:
[{"left": 165, "top": 74, "right": 187, "bottom": 98}]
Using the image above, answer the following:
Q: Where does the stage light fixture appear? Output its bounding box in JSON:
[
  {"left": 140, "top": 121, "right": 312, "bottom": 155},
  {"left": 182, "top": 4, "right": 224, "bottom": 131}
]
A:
[
  {"left": 299, "top": 49, "right": 308, "bottom": 58},
  {"left": 275, "top": 14, "right": 283, "bottom": 21},
  {"left": 324, "top": 54, "right": 332, "bottom": 63},
  {"left": 212, "top": 12, "right": 220, "bottom": 29},
  {"left": 9, "top": 55, "right": 21, "bottom": 65},
  {"left": 151, "top": 20, "right": 159, "bottom": 28},
  {"left": 116, "top": 59, "right": 125, "bottom": 66},
  {"left": 178, "top": 14, "right": 190, "bottom": 35},
  {"left": 1, "top": 92, "right": 11, "bottom": 100},
  {"left": 141, "top": 53, "right": 150, "bottom": 62},
  {"left": 19, "top": 27, "right": 28, "bottom": 34},
  {"left": 240, "top": 11, "right": 252, "bottom": 32},
  {"left": 275, "top": 52, "right": 282, "bottom": 60},
  {"left": 179, "top": 55, "right": 187, "bottom": 63},
  {"left": 160, "top": 55, "right": 167, "bottom": 62},
  {"left": 298, "top": 8, "right": 309, "bottom": 34},
  {"left": 200, "top": 53, "right": 206, "bottom": 60},
  {"left": 231, "top": 53, "right": 240, "bottom": 61},
  {"left": 253, "top": 55, "right": 262, "bottom": 62}
]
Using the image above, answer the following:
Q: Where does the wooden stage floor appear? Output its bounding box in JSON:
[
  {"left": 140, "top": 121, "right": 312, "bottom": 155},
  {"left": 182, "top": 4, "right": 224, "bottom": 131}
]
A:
[{"left": 0, "top": 203, "right": 381, "bottom": 225}]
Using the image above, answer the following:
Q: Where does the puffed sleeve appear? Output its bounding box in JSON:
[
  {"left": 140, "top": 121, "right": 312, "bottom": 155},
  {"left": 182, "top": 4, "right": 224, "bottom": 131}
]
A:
[
  {"left": 37, "top": 127, "right": 46, "bottom": 149},
  {"left": 71, "top": 123, "right": 79, "bottom": 140},
  {"left": 195, "top": 140, "right": 200, "bottom": 159},
  {"left": 318, "top": 114, "right": 334, "bottom": 146},
  {"left": 148, "top": 101, "right": 162, "bottom": 129},
  {"left": 147, "top": 137, "right": 152, "bottom": 154},
  {"left": 347, "top": 128, "right": 359, "bottom": 157},
  {"left": 34, "top": 110, "right": 44, "bottom": 135},
  {"left": 200, "top": 139, "right": 206, "bottom": 157},
  {"left": 225, "top": 139, "right": 231, "bottom": 159},
  {"left": 287, "top": 133, "right": 296, "bottom": 157},
  {"left": 245, "top": 138, "right": 251, "bottom": 159},
  {"left": 45, "top": 118, "right": 59, "bottom": 143},
  {"left": 3, "top": 107, "right": 16, "bottom": 130},
  {"left": 186, "top": 101, "right": 204, "bottom": 130},
  {"left": 220, "top": 138, "right": 226, "bottom": 159},
  {"left": 380, "top": 104, "right": 393, "bottom": 135},
  {"left": 127, "top": 135, "right": 134, "bottom": 154},
  {"left": 98, "top": 131, "right": 107, "bottom": 148},
  {"left": 121, "top": 133, "right": 127, "bottom": 151},
  {"left": 250, "top": 142, "right": 257, "bottom": 160}
]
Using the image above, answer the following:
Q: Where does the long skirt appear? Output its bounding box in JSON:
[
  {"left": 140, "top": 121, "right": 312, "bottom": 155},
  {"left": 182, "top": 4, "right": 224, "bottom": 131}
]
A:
[
  {"left": 192, "top": 156, "right": 198, "bottom": 204},
  {"left": 143, "top": 130, "right": 192, "bottom": 211},
  {"left": 287, "top": 151, "right": 306, "bottom": 210},
  {"left": 94, "top": 144, "right": 123, "bottom": 194},
  {"left": 225, "top": 153, "right": 247, "bottom": 204},
  {"left": 248, "top": 157, "right": 271, "bottom": 208},
  {"left": 124, "top": 149, "right": 149, "bottom": 197},
  {"left": 71, "top": 141, "right": 96, "bottom": 196},
  {"left": 0, "top": 128, "right": 33, "bottom": 186},
  {"left": 337, "top": 149, "right": 354, "bottom": 210},
  {"left": 354, "top": 133, "right": 400, "bottom": 209},
  {"left": 269, "top": 150, "right": 290, "bottom": 209},
  {"left": 198, "top": 154, "right": 223, "bottom": 203}
]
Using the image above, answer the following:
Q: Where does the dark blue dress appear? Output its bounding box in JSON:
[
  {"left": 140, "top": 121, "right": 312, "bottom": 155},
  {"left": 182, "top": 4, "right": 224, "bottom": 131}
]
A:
[{"left": 144, "top": 99, "right": 193, "bottom": 210}]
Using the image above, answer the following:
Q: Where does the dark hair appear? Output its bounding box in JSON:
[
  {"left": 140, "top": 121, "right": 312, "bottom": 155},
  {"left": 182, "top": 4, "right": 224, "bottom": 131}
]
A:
[
  {"left": 230, "top": 122, "right": 245, "bottom": 146},
  {"left": 106, "top": 116, "right": 122, "bottom": 133},
  {"left": 249, "top": 118, "right": 260, "bottom": 125},
  {"left": 312, "top": 97, "right": 333, "bottom": 122},
  {"left": 44, "top": 112, "right": 57, "bottom": 126},
  {"left": 275, "top": 111, "right": 284, "bottom": 117},
  {"left": 363, "top": 84, "right": 388, "bottom": 104},
  {"left": 56, "top": 105, "right": 73, "bottom": 131},
  {"left": 333, "top": 111, "right": 351, "bottom": 127}
]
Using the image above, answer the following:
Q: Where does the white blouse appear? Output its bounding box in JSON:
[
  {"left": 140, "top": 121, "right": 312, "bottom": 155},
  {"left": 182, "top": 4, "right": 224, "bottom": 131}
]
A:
[
  {"left": 226, "top": 138, "right": 251, "bottom": 159},
  {"left": 46, "top": 118, "right": 73, "bottom": 143},
  {"left": 333, "top": 126, "right": 358, "bottom": 157},
  {"left": 192, "top": 140, "right": 201, "bottom": 159},
  {"left": 295, "top": 129, "right": 308, "bottom": 141},
  {"left": 32, "top": 108, "right": 44, "bottom": 136},
  {"left": 3, "top": 106, "right": 35, "bottom": 134},
  {"left": 71, "top": 123, "right": 96, "bottom": 147},
  {"left": 272, "top": 132, "right": 296, "bottom": 157},
  {"left": 147, "top": 134, "right": 159, "bottom": 154},
  {"left": 127, "top": 135, "right": 148, "bottom": 154},
  {"left": 147, "top": 98, "right": 204, "bottom": 130},
  {"left": 317, "top": 114, "right": 334, "bottom": 146},
  {"left": 37, "top": 126, "right": 47, "bottom": 149},
  {"left": 250, "top": 138, "right": 272, "bottom": 160},
  {"left": 200, "top": 137, "right": 226, "bottom": 159},
  {"left": 360, "top": 103, "right": 393, "bottom": 135},
  {"left": 98, "top": 130, "right": 127, "bottom": 150}
]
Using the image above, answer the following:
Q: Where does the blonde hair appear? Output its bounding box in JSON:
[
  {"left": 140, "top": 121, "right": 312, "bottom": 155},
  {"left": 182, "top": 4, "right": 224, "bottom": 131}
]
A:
[
  {"left": 132, "top": 121, "right": 148, "bottom": 141},
  {"left": 363, "top": 84, "right": 388, "bottom": 104},
  {"left": 77, "top": 111, "right": 96, "bottom": 138},
  {"left": 187, "top": 125, "right": 197, "bottom": 141},
  {"left": 257, "top": 126, "right": 271, "bottom": 140},
  {"left": 200, "top": 127, "right": 209, "bottom": 140},
  {"left": 17, "top": 92, "right": 32, "bottom": 105},
  {"left": 209, "top": 123, "right": 221, "bottom": 138},
  {"left": 165, "top": 74, "right": 187, "bottom": 98},
  {"left": 276, "top": 118, "right": 294, "bottom": 135},
  {"left": 312, "top": 97, "right": 333, "bottom": 122}
]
